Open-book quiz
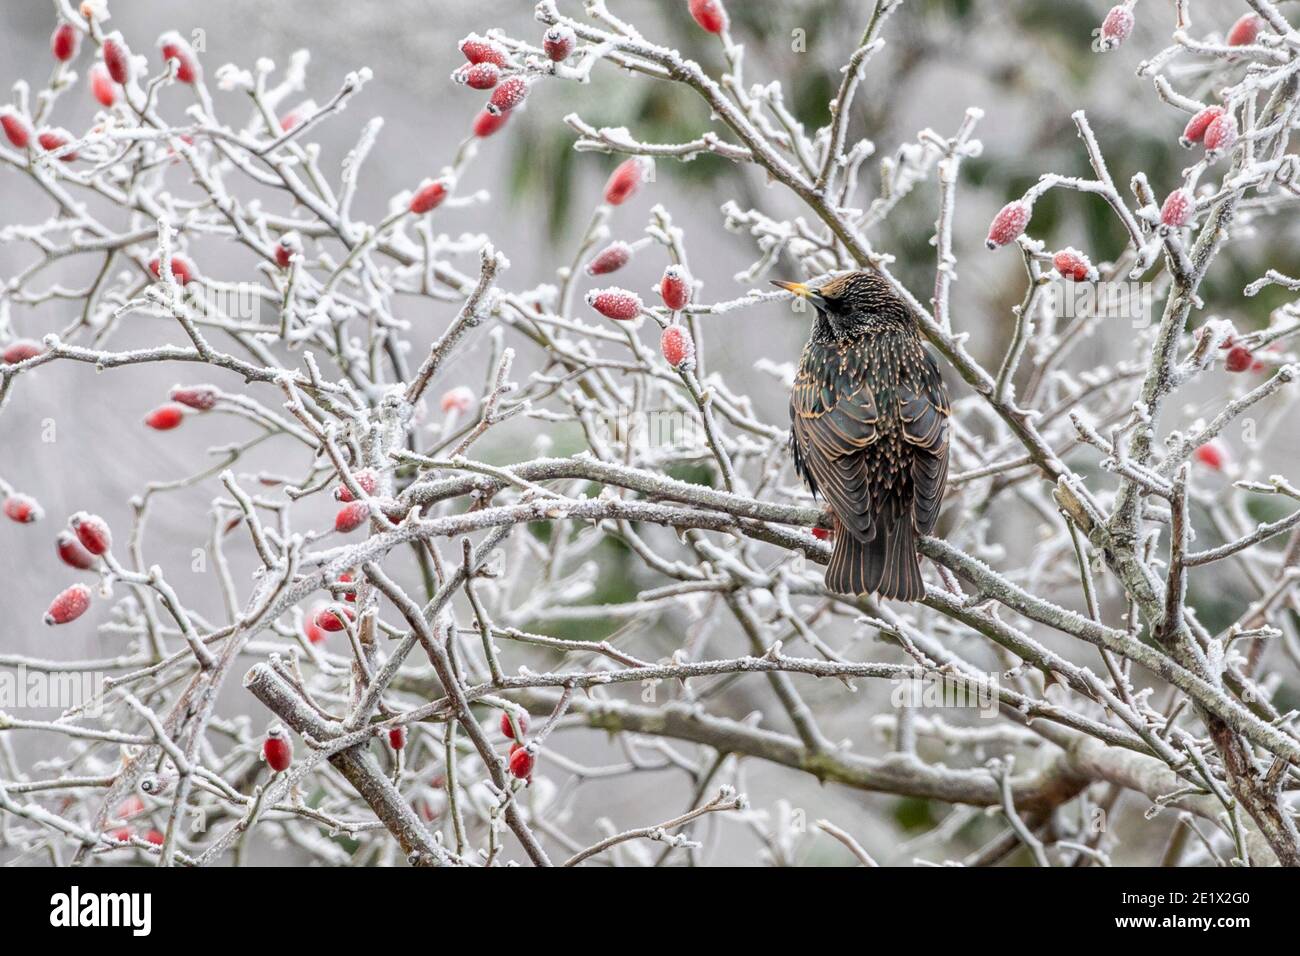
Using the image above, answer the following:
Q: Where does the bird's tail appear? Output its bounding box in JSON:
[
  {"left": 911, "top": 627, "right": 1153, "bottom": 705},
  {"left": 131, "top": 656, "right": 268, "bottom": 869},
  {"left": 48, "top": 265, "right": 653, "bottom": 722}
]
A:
[{"left": 825, "top": 521, "right": 924, "bottom": 602}]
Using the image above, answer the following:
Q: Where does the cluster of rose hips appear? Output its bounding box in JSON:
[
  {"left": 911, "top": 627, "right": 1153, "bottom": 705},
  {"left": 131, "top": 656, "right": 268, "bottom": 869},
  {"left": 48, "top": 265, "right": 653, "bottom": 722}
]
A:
[
  {"left": 450, "top": 21, "right": 576, "bottom": 141},
  {"left": 38, "top": 512, "right": 110, "bottom": 626},
  {"left": 984, "top": 15, "right": 1257, "bottom": 261},
  {"left": 0, "top": 20, "right": 202, "bottom": 163},
  {"left": 501, "top": 711, "right": 535, "bottom": 780},
  {"left": 1099, "top": 7, "right": 1262, "bottom": 54},
  {"left": 578, "top": 159, "right": 700, "bottom": 370},
  {"left": 105, "top": 794, "right": 165, "bottom": 849}
]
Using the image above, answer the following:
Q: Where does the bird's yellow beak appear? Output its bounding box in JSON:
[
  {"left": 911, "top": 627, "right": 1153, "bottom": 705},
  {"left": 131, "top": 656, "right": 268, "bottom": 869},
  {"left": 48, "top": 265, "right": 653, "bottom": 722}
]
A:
[
  {"left": 771, "top": 279, "right": 825, "bottom": 310},
  {"left": 771, "top": 280, "right": 811, "bottom": 298}
]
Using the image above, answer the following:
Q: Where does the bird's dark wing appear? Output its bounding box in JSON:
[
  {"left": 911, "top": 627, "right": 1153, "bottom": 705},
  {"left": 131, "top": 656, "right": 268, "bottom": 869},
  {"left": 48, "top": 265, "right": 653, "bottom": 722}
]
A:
[
  {"left": 898, "top": 347, "right": 950, "bottom": 535},
  {"left": 790, "top": 345, "right": 880, "bottom": 540}
]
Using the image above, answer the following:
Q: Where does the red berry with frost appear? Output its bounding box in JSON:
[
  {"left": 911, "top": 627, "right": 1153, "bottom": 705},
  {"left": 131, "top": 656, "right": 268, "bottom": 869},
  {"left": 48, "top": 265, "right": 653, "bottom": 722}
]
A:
[
  {"left": 508, "top": 743, "right": 534, "bottom": 780},
  {"left": 1194, "top": 441, "right": 1228, "bottom": 471},
  {"left": 274, "top": 232, "right": 302, "bottom": 269},
  {"left": 0, "top": 107, "right": 33, "bottom": 149},
  {"left": 170, "top": 385, "right": 217, "bottom": 411},
  {"left": 1225, "top": 346, "right": 1254, "bottom": 373},
  {"left": 487, "top": 76, "right": 529, "bottom": 115},
  {"left": 103, "top": 33, "right": 131, "bottom": 85},
  {"left": 603, "top": 157, "right": 649, "bottom": 206},
  {"left": 3, "top": 494, "right": 42, "bottom": 524},
  {"left": 1181, "top": 106, "right": 1224, "bottom": 146},
  {"left": 263, "top": 727, "right": 292, "bottom": 772},
  {"left": 660, "top": 325, "right": 696, "bottom": 370},
  {"left": 587, "top": 287, "right": 643, "bottom": 321},
  {"left": 454, "top": 62, "right": 500, "bottom": 90},
  {"left": 303, "top": 605, "right": 329, "bottom": 644},
  {"left": 145, "top": 829, "right": 164, "bottom": 846},
  {"left": 90, "top": 63, "right": 119, "bottom": 107},
  {"left": 38, "top": 128, "right": 76, "bottom": 162},
  {"left": 1099, "top": 6, "right": 1134, "bottom": 49},
  {"left": 334, "top": 469, "right": 378, "bottom": 502},
  {"left": 690, "top": 0, "right": 729, "bottom": 34},
  {"left": 1160, "top": 189, "right": 1193, "bottom": 227},
  {"left": 335, "top": 501, "right": 370, "bottom": 533},
  {"left": 659, "top": 265, "right": 692, "bottom": 310},
  {"left": 812, "top": 526, "right": 831, "bottom": 541},
  {"left": 314, "top": 604, "right": 355, "bottom": 632},
  {"left": 408, "top": 178, "right": 448, "bottom": 214},
  {"left": 388, "top": 726, "right": 407, "bottom": 751},
  {"left": 3, "top": 339, "right": 43, "bottom": 364},
  {"left": 52, "top": 22, "right": 80, "bottom": 62},
  {"left": 543, "top": 25, "right": 576, "bottom": 61},
  {"left": 460, "top": 35, "right": 508, "bottom": 67},
  {"left": 500, "top": 711, "right": 529, "bottom": 739},
  {"left": 986, "top": 201, "right": 1030, "bottom": 248},
  {"left": 1052, "top": 248, "right": 1096, "bottom": 282},
  {"left": 57, "top": 531, "right": 97, "bottom": 570},
  {"left": 472, "top": 108, "right": 509, "bottom": 138},
  {"left": 148, "top": 255, "right": 195, "bottom": 285},
  {"left": 111, "top": 827, "right": 132, "bottom": 843},
  {"left": 585, "top": 241, "right": 632, "bottom": 276},
  {"left": 279, "top": 100, "right": 315, "bottom": 132},
  {"left": 159, "top": 31, "right": 200, "bottom": 83},
  {"left": 440, "top": 387, "right": 475, "bottom": 415},
  {"left": 71, "top": 512, "right": 112, "bottom": 555},
  {"left": 144, "top": 404, "right": 186, "bottom": 430},
  {"left": 45, "top": 584, "right": 92, "bottom": 625},
  {"left": 338, "top": 571, "right": 358, "bottom": 603},
  {"left": 1203, "top": 113, "right": 1238, "bottom": 153},
  {"left": 1227, "top": 14, "right": 1263, "bottom": 47}
]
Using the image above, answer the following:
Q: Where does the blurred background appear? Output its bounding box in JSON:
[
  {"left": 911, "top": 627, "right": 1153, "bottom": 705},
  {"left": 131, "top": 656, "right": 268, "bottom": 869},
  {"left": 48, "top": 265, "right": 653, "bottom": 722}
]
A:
[{"left": 2, "top": 1, "right": 1297, "bottom": 865}]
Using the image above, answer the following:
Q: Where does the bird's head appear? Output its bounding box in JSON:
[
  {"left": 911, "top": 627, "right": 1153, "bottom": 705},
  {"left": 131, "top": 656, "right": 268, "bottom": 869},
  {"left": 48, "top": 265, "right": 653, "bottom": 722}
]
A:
[{"left": 771, "top": 271, "right": 908, "bottom": 334}]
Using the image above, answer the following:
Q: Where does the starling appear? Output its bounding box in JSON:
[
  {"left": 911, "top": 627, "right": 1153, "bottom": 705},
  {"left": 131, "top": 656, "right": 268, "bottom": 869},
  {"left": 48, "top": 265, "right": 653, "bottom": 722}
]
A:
[{"left": 773, "top": 271, "right": 950, "bottom": 601}]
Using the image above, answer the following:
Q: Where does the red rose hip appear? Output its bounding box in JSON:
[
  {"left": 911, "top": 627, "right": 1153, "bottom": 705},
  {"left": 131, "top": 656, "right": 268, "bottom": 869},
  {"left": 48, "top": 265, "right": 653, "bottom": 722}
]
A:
[
  {"left": 585, "top": 241, "right": 633, "bottom": 276},
  {"left": 1225, "top": 346, "right": 1254, "bottom": 373},
  {"left": 102, "top": 32, "right": 131, "bottom": 85},
  {"left": 0, "top": 107, "right": 33, "bottom": 148},
  {"left": 500, "top": 711, "right": 529, "bottom": 739},
  {"left": 158, "top": 31, "right": 200, "bottom": 83},
  {"left": 586, "top": 287, "right": 643, "bottom": 321},
  {"left": 986, "top": 201, "right": 1030, "bottom": 248},
  {"left": 508, "top": 742, "right": 534, "bottom": 779},
  {"left": 473, "top": 108, "right": 509, "bottom": 138},
  {"left": 659, "top": 265, "right": 692, "bottom": 310},
  {"left": 3, "top": 339, "right": 43, "bottom": 364},
  {"left": 660, "top": 325, "right": 696, "bottom": 370},
  {"left": 314, "top": 604, "right": 355, "bottom": 632},
  {"left": 71, "top": 512, "right": 112, "bottom": 555},
  {"left": 3, "top": 494, "right": 43, "bottom": 524},
  {"left": 90, "top": 63, "right": 119, "bottom": 107},
  {"left": 334, "top": 501, "right": 370, "bottom": 533},
  {"left": 1226, "top": 14, "right": 1263, "bottom": 47},
  {"left": 263, "top": 726, "right": 293, "bottom": 772},
  {"left": 689, "top": 0, "right": 729, "bottom": 34},
  {"left": 148, "top": 255, "right": 195, "bottom": 285},
  {"left": 57, "top": 531, "right": 98, "bottom": 570},
  {"left": 45, "top": 584, "right": 92, "bottom": 625},
  {"left": 408, "top": 178, "right": 448, "bottom": 214},
  {"left": 486, "top": 76, "right": 529, "bottom": 115},
  {"left": 1052, "top": 248, "right": 1096, "bottom": 282},
  {"left": 543, "top": 25, "right": 576, "bottom": 61},
  {"left": 144, "top": 404, "right": 186, "bottom": 430},
  {"left": 603, "top": 157, "right": 650, "bottom": 206},
  {"left": 52, "top": 22, "right": 80, "bottom": 62}
]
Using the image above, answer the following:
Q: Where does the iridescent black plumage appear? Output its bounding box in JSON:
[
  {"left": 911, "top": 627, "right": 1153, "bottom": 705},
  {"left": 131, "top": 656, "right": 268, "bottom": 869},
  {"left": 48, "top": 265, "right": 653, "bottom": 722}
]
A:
[{"left": 779, "top": 271, "right": 950, "bottom": 601}]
